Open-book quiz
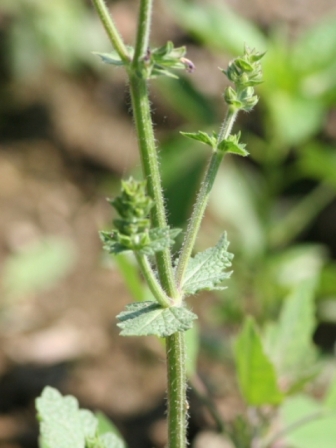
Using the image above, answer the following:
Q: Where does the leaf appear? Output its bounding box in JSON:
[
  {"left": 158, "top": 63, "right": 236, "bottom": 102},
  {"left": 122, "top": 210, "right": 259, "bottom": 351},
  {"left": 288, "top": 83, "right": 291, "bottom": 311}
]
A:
[
  {"left": 168, "top": 0, "right": 266, "bottom": 55},
  {"left": 36, "top": 387, "right": 126, "bottom": 448},
  {"left": 3, "top": 237, "right": 76, "bottom": 300},
  {"left": 324, "top": 376, "right": 336, "bottom": 411},
  {"left": 184, "top": 323, "right": 200, "bottom": 378},
  {"left": 293, "top": 15, "right": 336, "bottom": 75},
  {"left": 95, "top": 412, "right": 124, "bottom": 440},
  {"left": 181, "top": 233, "right": 233, "bottom": 295},
  {"left": 117, "top": 301, "right": 197, "bottom": 337},
  {"left": 280, "top": 395, "right": 336, "bottom": 448},
  {"left": 99, "top": 433, "right": 126, "bottom": 448},
  {"left": 266, "top": 91, "right": 325, "bottom": 146},
  {"left": 93, "top": 51, "right": 125, "bottom": 66},
  {"left": 180, "top": 131, "right": 216, "bottom": 148},
  {"left": 264, "top": 279, "right": 317, "bottom": 381},
  {"left": 217, "top": 133, "right": 249, "bottom": 157},
  {"left": 234, "top": 317, "right": 283, "bottom": 406},
  {"left": 36, "top": 387, "right": 96, "bottom": 448},
  {"left": 141, "top": 227, "right": 181, "bottom": 255},
  {"left": 298, "top": 142, "right": 336, "bottom": 187}
]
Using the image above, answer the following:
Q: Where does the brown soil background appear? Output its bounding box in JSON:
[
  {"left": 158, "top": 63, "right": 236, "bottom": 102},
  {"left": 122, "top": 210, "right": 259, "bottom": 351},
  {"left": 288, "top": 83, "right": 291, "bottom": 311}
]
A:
[{"left": 1, "top": 1, "right": 336, "bottom": 447}]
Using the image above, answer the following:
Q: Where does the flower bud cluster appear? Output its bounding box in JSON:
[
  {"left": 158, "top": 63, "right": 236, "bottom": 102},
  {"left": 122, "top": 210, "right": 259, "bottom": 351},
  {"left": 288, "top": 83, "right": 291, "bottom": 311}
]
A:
[
  {"left": 100, "top": 178, "right": 154, "bottom": 253},
  {"left": 222, "top": 46, "right": 264, "bottom": 112}
]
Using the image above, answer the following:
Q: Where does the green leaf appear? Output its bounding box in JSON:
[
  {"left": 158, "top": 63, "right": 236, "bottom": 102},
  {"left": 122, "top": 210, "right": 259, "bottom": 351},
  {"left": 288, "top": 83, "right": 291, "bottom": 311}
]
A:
[
  {"left": 293, "top": 15, "right": 336, "bottom": 75},
  {"left": 168, "top": 0, "right": 266, "bottom": 55},
  {"left": 264, "top": 279, "right": 317, "bottom": 382},
  {"left": 180, "top": 131, "right": 216, "bottom": 148},
  {"left": 298, "top": 142, "right": 336, "bottom": 187},
  {"left": 117, "top": 302, "right": 197, "bottom": 337},
  {"left": 181, "top": 233, "right": 233, "bottom": 295},
  {"left": 142, "top": 227, "right": 181, "bottom": 255},
  {"left": 99, "top": 433, "right": 126, "bottom": 448},
  {"left": 184, "top": 323, "right": 200, "bottom": 378},
  {"left": 280, "top": 395, "right": 336, "bottom": 448},
  {"left": 93, "top": 51, "right": 125, "bottom": 66},
  {"left": 36, "top": 386, "right": 96, "bottom": 448},
  {"left": 3, "top": 237, "right": 76, "bottom": 300},
  {"left": 217, "top": 132, "right": 249, "bottom": 157},
  {"left": 234, "top": 317, "right": 283, "bottom": 406},
  {"left": 265, "top": 92, "right": 325, "bottom": 146},
  {"left": 95, "top": 412, "right": 124, "bottom": 440},
  {"left": 36, "top": 387, "right": 126, "bottom": 448},
  {"left": 324, "top": 376, "right": 336, "bottom": 411},
  {"left": 113, "top": 254, "right": 148, "bottom": 302}
]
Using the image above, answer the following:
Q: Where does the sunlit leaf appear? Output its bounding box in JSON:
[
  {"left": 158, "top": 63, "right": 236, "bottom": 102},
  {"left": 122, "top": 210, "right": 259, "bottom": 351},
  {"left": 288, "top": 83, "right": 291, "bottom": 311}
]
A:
[
  {"left": 264, "top": 280, "right": 317, "bottom": 381},
  {"left": 117, "top": 302, "right": 197, "bottom": 337},
  {"left": 181, "top": 233, "right": 233, "bottom": 295},
  {"left": 235, "top": 317, "right": 283, "bottom": 405}
]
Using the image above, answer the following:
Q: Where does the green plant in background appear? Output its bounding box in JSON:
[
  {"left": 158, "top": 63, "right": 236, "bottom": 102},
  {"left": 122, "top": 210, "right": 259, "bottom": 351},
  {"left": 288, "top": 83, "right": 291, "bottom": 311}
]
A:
[
  {"left": 34, "top": 0, "right": 262, "bottom": 446},
  {"left": 33, "top": 1, "right": 336, "bottom": 448},
  {"left": 158, "top": 0, "right": 336, "bottom": 326}
]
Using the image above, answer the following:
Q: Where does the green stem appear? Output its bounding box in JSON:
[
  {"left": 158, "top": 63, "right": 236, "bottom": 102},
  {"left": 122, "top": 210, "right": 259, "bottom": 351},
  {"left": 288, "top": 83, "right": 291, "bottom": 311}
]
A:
[
  {"left": 132, "top": 0, "right": 153, "bottom": 69},
  {"left": 175, "top": 107, "right": 238, "bottom": 290},
  {"left": 91, "top": 0, "right": 130, "bottom": 63},
  {"left": 129, "top": 75, "right": 178, "bottom": 298},
  {"left": 166, "top": 332, "right": 187, "bottom": 448},
  {"left": 135, "top": 254, "right": 172, "bottom": 307}
]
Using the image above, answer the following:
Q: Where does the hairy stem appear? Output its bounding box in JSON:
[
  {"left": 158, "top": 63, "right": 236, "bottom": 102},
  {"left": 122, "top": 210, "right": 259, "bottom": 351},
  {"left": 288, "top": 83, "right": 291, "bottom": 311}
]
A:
[
  {"left": 166, "top": 332, "right": 187, "bottom": 448},
  {"left": 132, "top": 0, "right": 153, "bottom": 69},
  {"left": 91, "top": 0, "right": 130, "bottom": 63},
  {"left": 175, "top": 107, "right": 238, "bottom": 290},
  {"left": 128, "top": 75, "right": 178, "bottom": 298},
  {"left": 135, "top": 254, "right": 172, "bottom": 307}
]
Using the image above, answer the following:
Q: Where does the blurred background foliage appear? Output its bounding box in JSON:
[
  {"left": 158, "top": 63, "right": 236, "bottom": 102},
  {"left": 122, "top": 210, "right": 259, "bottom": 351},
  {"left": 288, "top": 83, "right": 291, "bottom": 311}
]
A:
[{"left": 1, "top": 0, "right": 336, "bottom": 447}]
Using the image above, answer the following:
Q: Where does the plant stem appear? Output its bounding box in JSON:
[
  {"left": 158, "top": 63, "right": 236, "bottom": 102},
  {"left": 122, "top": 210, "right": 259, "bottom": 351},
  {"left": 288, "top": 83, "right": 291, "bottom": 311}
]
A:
[
  {"left": 175, "top": 107, "right": 238, "bottom": 290},
  {"left": 128, "top": 76, "right": 178, "bottom": 298},
  {"left": 135, "top": 254, "right": 172, "bottom": 307},
  {"left": 166, "top": 332, "right": 187, "bottom": 448},
  {"left": 91, "top": 0, "right": 130, "bottom": 63},
  {"left": 132, "top": 0, "right": 152, "bottom": 69}
]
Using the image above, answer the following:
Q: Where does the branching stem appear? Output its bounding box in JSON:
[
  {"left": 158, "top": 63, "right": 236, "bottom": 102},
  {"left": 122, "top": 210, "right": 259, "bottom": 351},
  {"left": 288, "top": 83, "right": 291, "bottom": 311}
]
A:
[
  {"left": 135, "top": 254, "right": 172, "bottom": 307},
  {"left": 132, "top": 0, "right": 153, "bottom": 69},
  {"left": 175, "top": 107, "right": 238, "bottom": 290},
  {"left": 91, "top": 0, "right": 130, "bottom": 63},
  {"left": 128, "top": 75, "right": 178, "bottom": 299}
]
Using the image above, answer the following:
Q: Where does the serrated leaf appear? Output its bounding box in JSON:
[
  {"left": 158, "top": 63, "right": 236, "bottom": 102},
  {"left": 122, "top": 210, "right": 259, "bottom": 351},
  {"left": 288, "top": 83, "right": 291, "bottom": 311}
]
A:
[
  {"left": 36, "top": 386, "right": 97, "bottom": 448},
  {"left": 36, "top": 387, "right": 126, "bottom": 448},
  {"left": 181, "top": 233, "right": 233, "bottom": 295},
  {"left": 264, "top": 279, "right": 317, "bottom": 381},
  {"left": 140, "top": 227, "right": 181, "bottom": 255},
  {"left": 117, "top": 301, "right": 197, "bottom": 337},
  {"left": 235, "top": 317, "right": 284, "bottom": 406},
  {"left": 180, "top": 131, "right": 216, "bottom": 148}
]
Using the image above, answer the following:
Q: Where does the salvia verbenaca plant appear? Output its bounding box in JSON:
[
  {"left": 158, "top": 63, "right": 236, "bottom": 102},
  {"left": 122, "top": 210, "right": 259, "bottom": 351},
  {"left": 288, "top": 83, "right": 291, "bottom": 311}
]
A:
[{"left": 35, "top": 1, "right": 264, "bottom": 448}]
